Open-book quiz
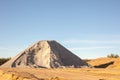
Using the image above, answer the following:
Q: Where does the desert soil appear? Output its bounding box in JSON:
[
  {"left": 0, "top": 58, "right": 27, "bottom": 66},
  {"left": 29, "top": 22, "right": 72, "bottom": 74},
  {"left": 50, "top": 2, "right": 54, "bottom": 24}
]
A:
[
  {"left": 88, "top": 57, "right": 120, "bottom": 69},
  {"left": 0, "top": 68, "right": 120, "bottom": 80}
]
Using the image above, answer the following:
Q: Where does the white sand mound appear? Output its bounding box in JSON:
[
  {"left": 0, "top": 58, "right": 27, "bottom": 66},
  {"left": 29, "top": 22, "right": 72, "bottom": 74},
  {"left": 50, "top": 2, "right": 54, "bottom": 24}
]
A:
[{"left": 1, "top": 40, "right": 89, "bottom": 68}]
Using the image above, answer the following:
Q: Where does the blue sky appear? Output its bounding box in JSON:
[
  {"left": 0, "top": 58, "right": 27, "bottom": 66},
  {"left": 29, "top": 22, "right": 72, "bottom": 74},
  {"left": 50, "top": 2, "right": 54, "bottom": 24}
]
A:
[{"left": 0, "top": 0, "right": 120, "bottom": 59}]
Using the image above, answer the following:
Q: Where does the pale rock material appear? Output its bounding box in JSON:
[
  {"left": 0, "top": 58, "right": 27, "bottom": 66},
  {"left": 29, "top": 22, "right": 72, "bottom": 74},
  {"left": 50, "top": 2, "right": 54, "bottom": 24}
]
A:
[{"left": 1, "top": 40, "right": 89, "bottom": 68}]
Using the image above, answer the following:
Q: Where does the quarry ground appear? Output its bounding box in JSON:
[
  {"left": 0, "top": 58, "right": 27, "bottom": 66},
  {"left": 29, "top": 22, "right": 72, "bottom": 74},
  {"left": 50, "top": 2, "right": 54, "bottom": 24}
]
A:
[{"left": 0, "top": 68, "right": 120, "bottom": 80}]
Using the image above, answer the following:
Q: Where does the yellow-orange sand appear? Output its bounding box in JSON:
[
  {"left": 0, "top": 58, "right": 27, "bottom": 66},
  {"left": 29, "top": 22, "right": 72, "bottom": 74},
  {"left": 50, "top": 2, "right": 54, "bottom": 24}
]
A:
[
  {"left": 0, "top": 68, "right": 120, "bottom": 80},
  {"left": 88, "top": 57, "right": 120, "bottom": 68}
]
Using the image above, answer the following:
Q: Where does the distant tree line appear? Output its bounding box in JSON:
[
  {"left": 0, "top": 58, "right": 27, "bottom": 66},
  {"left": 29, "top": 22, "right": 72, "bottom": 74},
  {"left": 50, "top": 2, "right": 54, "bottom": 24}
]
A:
[
  {"left": 107, "top": 53, "right": 119, "bottom": 58},
  {"left": 0, "top": 58, "right": 11, "bottom": 65}
]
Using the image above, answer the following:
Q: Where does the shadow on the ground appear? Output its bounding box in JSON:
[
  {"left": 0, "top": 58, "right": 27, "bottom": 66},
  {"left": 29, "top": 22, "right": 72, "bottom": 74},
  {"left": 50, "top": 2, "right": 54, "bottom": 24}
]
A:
[{"left": 94, "top": 61, "right": 114, "bottom": 68}]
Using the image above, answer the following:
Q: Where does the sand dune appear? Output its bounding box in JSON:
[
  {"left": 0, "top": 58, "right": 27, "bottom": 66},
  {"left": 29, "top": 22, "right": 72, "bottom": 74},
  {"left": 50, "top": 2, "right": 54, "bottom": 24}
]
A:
[{"left": 88, "top": 57, "right": 120, "bottom": 68}]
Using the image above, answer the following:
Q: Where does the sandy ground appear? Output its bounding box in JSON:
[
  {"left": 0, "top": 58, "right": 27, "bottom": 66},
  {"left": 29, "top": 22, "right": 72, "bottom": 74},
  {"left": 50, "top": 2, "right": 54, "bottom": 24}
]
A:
[
  {"left": 0, "top": 68, "right": 120, "bottom": 80},
  {"left": 88, "top": 57, "right": 120, "bottom": 69}
]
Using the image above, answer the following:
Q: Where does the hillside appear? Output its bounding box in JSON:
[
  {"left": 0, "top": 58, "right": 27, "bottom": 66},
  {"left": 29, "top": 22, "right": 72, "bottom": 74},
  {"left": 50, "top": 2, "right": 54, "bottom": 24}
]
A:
[{"left": 88, "top": 57, "right": 120, "bottom": 68}]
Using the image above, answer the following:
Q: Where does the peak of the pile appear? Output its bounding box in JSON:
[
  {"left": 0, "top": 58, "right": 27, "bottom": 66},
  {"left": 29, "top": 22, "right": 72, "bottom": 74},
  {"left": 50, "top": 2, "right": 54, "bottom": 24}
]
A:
[{"left": 38, "top": 40, "right": 56, "bottom": 42}]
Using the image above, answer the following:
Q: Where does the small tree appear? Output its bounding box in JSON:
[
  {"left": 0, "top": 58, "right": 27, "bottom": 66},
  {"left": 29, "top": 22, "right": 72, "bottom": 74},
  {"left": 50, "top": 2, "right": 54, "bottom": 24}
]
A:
[
  {"left": 107, "top": 53, "right": 119, "bottom": 58},
  {"left": 0, "top": 58, "right": 11, "bottom": 65}
]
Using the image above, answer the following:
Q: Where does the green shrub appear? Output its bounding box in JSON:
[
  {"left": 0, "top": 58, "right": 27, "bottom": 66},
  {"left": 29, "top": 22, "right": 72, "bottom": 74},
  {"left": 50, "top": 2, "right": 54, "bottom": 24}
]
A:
[
  {"left": 107, "top": 53, "right": 119, "bottom": 58},
  {"left": 0, "top": 58, "right": 11, "bottom": 65}
]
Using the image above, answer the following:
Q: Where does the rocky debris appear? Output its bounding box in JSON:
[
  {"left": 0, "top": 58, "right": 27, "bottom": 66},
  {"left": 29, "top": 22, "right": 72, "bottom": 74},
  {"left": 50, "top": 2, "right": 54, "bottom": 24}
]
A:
[{"left": 1, "top": 40, "right": 89, "bottom": 68}]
